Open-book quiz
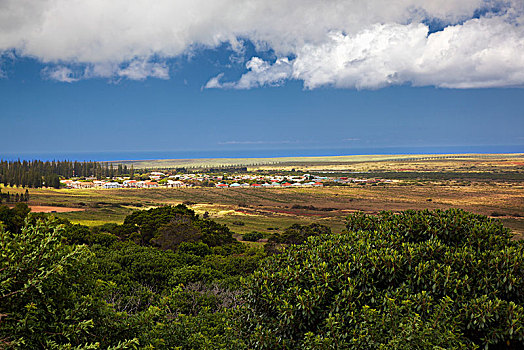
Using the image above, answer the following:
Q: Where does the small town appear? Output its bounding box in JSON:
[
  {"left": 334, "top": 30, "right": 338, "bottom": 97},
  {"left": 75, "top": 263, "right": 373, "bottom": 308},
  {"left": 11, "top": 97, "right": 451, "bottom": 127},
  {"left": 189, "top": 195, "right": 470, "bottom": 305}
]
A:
[{"left": 60, "top": 171, "right": 392, "bottom": 189}]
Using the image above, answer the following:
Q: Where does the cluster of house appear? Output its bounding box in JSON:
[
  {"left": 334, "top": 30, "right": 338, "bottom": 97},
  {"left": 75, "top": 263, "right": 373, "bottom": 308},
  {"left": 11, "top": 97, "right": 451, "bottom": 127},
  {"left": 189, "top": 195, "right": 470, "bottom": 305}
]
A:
[
  {"left": 215, "top": 181, "right": 323, "bottom": 188},
  {"left": 60, "top": 171, "right": 390, "bottom": 189},
  {"left": 61, "top": 179, "right": 162, "bottom": 189},
  {"left": 333, "top": 177, "right": 394, "bottom": 184}
]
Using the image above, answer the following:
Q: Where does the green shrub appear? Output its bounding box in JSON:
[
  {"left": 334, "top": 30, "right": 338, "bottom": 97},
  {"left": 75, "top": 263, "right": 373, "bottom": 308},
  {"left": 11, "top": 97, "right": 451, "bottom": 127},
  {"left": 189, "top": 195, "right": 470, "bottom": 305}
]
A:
[
  {"left": 242, "top": 231, "right": 264, "bottom": 242},
  {"left": 178, "top": 241, "right": 213, "bottom": 257},
  {"left": 0, "top": 219, "right": 137, "bottom": 349},
  {"left": 242, "top": 209, "right": 524, "bottom": 349}
]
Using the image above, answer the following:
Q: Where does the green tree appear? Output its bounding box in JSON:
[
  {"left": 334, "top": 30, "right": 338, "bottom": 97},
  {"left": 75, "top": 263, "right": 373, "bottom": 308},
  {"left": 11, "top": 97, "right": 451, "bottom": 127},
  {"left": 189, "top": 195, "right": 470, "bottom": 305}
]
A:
[
  {"left": 242, "top": 210, "right": 524, "bottom": 349},
  {"left": 0, "top": 218, "right": 139, "bottom": 349}
]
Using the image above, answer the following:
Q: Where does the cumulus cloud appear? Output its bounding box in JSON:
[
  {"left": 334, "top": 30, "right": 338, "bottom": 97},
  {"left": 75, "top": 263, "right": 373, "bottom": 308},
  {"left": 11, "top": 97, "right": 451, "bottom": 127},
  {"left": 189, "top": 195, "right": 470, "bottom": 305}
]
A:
[
  {"left": 206, "top": 57, "right": 292, "bottom": 89},
  {"left": 116, "top": 60, "right": 169, "bottom": 80},
  {"left": 1, "top": 0, "right": 523, "bottom": 87},
  {"left": 204, "top": 73, "right": 225, "bottom": 89},
  {"left": 41, "top": 66, "right": 80, "bottom": 83},
  {"left": 40, "top": 60, "right": 170, "bottom": 82},
  {"left": 219, "top": 16, "right": 524, "bottom": 89}
]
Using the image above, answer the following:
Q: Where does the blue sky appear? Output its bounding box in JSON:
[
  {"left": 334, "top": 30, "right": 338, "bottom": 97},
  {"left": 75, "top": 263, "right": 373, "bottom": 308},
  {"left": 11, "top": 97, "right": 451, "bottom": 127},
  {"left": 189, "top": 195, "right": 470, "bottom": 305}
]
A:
[{"left": 1, "top": 1, "right": 523, "bottom": 159}]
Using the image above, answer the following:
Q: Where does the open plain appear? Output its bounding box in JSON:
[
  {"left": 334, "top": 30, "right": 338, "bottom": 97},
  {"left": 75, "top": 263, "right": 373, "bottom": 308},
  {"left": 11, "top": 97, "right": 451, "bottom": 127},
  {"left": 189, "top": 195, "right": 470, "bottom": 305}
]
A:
[{"left": 3, "top": 154, "right": 521, "bottom": 239}]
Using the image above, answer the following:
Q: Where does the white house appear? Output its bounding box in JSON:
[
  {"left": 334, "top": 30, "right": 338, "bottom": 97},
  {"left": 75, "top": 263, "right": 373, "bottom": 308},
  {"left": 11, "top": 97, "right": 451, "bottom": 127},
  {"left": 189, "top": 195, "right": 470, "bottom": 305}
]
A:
[
  {"left": 103, "top": 182, "right": 123, "bottom": 189},
  {"left": 123, "top": 180, "right": 138, "bottom": 188},
  {"left": 167, "top": 180, "right": 185, "bottom": 188}
]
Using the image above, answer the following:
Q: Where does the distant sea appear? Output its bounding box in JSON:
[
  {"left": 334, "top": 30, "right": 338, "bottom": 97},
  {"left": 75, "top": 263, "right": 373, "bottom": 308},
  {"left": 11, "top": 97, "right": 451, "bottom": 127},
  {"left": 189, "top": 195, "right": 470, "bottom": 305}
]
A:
[{"left": 2, "top": 145, "right": 523, "bottom": 162}]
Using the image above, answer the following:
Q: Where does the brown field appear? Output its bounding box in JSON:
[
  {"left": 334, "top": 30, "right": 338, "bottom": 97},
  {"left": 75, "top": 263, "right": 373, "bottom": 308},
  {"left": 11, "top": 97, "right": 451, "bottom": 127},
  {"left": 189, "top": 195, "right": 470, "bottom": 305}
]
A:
[
  {"left": 28, "top": 205, "right": 86, "bottom": 213},
  {"left": 10, "top": 181, "right": 522, "bottom": 238},
  {"left": 115, "top": 153, "right": 524, "bottom": 172}
]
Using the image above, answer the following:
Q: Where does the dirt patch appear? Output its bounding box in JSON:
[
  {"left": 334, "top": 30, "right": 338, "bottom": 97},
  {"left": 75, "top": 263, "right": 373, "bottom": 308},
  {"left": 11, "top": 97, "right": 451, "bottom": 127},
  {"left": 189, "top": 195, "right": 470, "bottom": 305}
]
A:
[{"left": 29, "top": 206, "right": 86, "bottom": 213}]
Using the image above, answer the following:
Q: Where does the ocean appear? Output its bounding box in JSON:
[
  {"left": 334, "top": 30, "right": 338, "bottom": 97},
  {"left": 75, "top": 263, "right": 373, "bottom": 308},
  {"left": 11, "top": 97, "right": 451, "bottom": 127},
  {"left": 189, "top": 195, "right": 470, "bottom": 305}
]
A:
[{"left": 1, "top": 145, "right": 523, "bottom": 162}]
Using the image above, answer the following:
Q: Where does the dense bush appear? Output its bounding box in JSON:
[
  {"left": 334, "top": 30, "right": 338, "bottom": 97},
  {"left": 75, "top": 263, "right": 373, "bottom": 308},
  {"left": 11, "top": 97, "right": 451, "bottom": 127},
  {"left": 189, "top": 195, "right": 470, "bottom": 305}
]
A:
[
  {"left": 242, "top": 209, "right": 524, "bottom": 349},
  {"left": 120, "top": 205, "right": 236, "bottom": 248},
  {"left": 3, "top": 206, "right": 523, "bottom": 349},
  {"left": 0, "top": 203, "right": 31, "bottom": 234},
  {"left": 0, "top": 218, "right": 137, "bottom": 349},
  {"left": 242, "top": 231, "right": 264, "bottom": 242},
  {"left": 275, "top": 223, "right": 332, "bottom": 245},
  {"left": 0, "top": 207, "right": 262, "bottom": 349}
]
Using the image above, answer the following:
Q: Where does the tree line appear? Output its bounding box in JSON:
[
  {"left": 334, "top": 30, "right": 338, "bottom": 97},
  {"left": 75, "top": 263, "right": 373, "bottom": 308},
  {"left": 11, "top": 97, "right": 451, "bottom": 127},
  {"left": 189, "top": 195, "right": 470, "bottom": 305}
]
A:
[
  {"left": 0, "top": 188, "right": 29, "bottom": 204},
  {"left": 0, "top": 160, "right": 137, "bottom": 188}
]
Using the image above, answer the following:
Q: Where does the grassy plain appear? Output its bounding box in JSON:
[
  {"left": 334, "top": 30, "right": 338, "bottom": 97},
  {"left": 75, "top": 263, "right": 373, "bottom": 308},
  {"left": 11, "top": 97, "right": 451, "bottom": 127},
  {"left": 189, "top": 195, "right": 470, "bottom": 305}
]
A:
[
  {"left": 8, "top": 182, "right": 522, "bottom": 238},
  {"left": 4, "top": 154, "right": 523, "bottom": 238}
]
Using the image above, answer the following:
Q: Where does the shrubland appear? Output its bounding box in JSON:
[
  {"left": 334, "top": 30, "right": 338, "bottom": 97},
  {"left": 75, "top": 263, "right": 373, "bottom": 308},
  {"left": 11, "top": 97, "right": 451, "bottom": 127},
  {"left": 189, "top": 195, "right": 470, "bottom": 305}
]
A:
[
  {"left": 1, "top": 205, "right": 523, "bottom": 349},
  {"left": 242, "top": 210, "right": 524, "bottom": 349}
]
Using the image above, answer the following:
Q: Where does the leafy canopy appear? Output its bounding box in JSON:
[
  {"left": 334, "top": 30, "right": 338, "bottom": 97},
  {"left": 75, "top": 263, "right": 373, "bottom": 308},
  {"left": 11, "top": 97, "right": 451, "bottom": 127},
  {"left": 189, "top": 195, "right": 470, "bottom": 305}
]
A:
[{"left": 242, "top": 209, "right": 524, "bottom": 349}]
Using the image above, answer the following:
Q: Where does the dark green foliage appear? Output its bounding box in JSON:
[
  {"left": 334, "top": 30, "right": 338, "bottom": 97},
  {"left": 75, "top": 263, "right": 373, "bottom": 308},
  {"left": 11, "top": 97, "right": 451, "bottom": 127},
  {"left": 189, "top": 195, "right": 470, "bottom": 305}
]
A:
[
  {"left": 0, "top": 204, "right": 264, "bottom": 349},
  {"left": 177, "top": 241, "right": 213, "bottom": 257},
  {"left": 275, "top": 223, "right": 332, "bottom": 245},
  {"left": 242, "top": 209, "right": 524, "bottom": 349},
  {"left": 169, "top": 266, "right": 225, "bottom": 286},
  {"left": 0, "top": 159, "right": 133, "bottom": 188},
  {"left": 196, "top": 219, "right": 236, "bottom": 247},
  {"left": 121, "top": 205, "right": 235, "bottom": 248},
  {"left": 345, "top": 209, "right": 512, "bottom": 250},
  {"left": 242, "top": 231, "right": 264, "bottom": 242},
  {"left": 5, "top": 204, "right": 522, "bottom": 349},
  {"left": 0, "top": 203, "right": 31, "bottom": 233},
  {"left": 0, "top": 218, "right": 137, "bottom": 349},
  {"left": 62, "top": 223, "right": 119, "bottom": 247},
  {"left": 122, "top": 205, "right": 196, "bottom": 244}
]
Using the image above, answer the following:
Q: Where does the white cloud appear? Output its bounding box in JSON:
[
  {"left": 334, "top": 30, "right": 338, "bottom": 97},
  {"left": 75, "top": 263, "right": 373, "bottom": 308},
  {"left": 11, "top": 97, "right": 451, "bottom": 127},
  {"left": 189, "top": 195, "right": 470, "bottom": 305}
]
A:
[
  {"left": 225, "top": 16, "right": 524, "bottom": 89},
  {"left": 206, "top": 57, "right": 292, "bottom": 89},
  {"left": 204, "top": 73, "right": 224, "bottom": 89},
  {"left": 40, "top": 60, "right": 170, "bottom": 82},
  {"left": 41, "top": 66, "right": 79, "bottom": 82},
  {"left": 116, "top": 60, "right": 169, "bottom": 80},
  {"left": 1, "top": 0, "right": 523, "bottom": 87}
]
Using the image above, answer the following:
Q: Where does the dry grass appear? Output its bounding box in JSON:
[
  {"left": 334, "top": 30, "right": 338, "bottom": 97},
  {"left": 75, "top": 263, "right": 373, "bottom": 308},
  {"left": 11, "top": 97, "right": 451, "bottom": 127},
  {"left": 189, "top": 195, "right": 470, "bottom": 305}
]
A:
[
  {"left": 12, "top": 181, "right": 523, "bottom": 238},
  {"left": 4, "top": 155, "right": 523, "bottom": 237},
  {"left": 114, "top": 154, "right": 524, "bottom": 172}
]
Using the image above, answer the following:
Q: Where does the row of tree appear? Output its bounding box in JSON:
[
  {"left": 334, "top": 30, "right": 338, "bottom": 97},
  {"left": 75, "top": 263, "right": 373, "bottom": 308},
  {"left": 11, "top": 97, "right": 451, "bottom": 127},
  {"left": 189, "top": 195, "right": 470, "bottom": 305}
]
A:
[
  {"left": 0, "top": 189, "right": 29, "bottom": 204},
  {"left": 0, "top": 160, "right": 137, "bottom": 188}
]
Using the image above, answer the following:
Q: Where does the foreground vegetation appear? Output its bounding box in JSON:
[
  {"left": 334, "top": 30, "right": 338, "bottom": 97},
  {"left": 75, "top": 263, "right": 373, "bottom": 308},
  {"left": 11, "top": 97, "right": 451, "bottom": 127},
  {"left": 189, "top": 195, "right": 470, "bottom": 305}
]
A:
[{"left": 1, "top": 203, "right": 523, "bottom": 349}]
